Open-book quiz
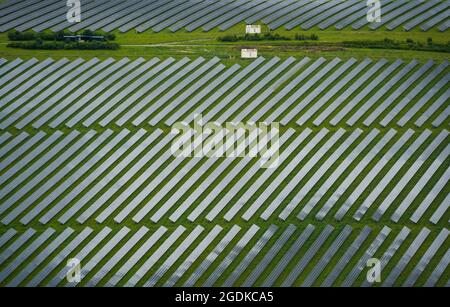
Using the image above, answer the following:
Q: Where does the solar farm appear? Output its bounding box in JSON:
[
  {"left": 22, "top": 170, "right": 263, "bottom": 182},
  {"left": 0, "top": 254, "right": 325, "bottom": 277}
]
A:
[{"left": 0, "top": 0, "right": 449, "bottom": 289}]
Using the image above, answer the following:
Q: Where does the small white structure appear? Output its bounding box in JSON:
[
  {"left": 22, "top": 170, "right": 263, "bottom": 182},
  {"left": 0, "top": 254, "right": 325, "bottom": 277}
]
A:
[
  {"left": 246, "top": 25, "right": 261, "bottom": 34},
  {"left": 241, "top": 49, "right": 258, "bottom": 59}
]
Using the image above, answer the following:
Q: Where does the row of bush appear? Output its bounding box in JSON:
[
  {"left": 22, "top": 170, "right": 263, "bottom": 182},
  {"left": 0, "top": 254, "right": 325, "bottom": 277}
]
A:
[
  {"left": 218, "top": 33, "right": 319, "bottom": 42},
  {"left": 8, "top": 40, "right": 120, "bottom": 50},
  {"left": 8, "top": 30, "right": 116, "bottom": 41},
  {"left": 342, "top": 38, "right": 450, "bottom": 53}
]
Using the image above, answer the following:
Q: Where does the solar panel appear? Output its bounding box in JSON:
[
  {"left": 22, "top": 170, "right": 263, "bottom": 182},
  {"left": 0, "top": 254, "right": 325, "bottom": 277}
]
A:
[
  {"left": 341, "top": 226, "right": 391, "bottom": 287},
  {"left": 295, "top": 130, "right": 363, "bottom": 220},
  {"left": 182, "top": 57, "right": 265, "bottom": 124},
  {"left": 27, "top": 227, "right": 93, "bottom": 287},
  {"left": 32, "top": 0, "right": 107, "bottom": 32},
  {"left": 269, "top": 1, "right": 324, "bottom": 30},
  {"left": 218, "top": 0, "right": 281, "bottom": 30},
  {"left": 46, "top": 227, "right": 112, "bottom": 287},
  {"left": 381, "top": 62, "right": 448, "bottom": 126},
  {"left": 0, "top": 58, "right": 54, "bottom": 97},
  {"left": 126, "top": 226, "right": 185, "bottom": 287},
  {"left": 404, "top": 228, "right": 449, "bottom": 286},
  {"left": 0, "top": 131, "right": 79, "bottom": 204},
  {"left": 367, "top": 0, "right": 423, "bottom": 30},
  {"left": 314, "top": 59, "right": 387, "bottom": 125},
  {"left": 89, "top": 133, "right": 174, "bottom": 224},
  {"left": 0, "top": 0, "right": 41, "bottom": 18},
  {"left": 184, "top": 225, "right": 240, "bottom": 287},
  {"left": 250, "top": 56, "right": 322, "bottom": 122},
  {"left": 304, "top": 130, "right": 379, "bottom": 219},
  {"left": 0, "top": 131, "right": 28, "bottom": 160},
  {"left": 414, "top": 88, "right": 450, "bottom": 127},
  {"left": 87, "top": 226, "right": 149, "bottom": 286},
  {"left": 93, "top": 58, "right": 175, "bottom": 127},
  {"left": 0, "top": 131, "right": 46, "bottom": 172},
  {"left": 0, "top": 229, "right": 17, "bottom": 250},
  {"left": 169, "top": 0, "right": 227, "bottom": 31},
  {"left": 0, "top": 58, "right": 23, "bottom": 77},
  {"left": 150, "top": 129, "right": 245, "bottom": 222},
  {"left": 403, "top": 2, "right": 449, "bottom": 30},
  {"left": 347, "top": 59, "right": 418, "bottom": 126},
  {"left": 65, "top": 227, "right": 130, "bottom": 287},
  {"left": 31, "top": 130, "right": 135, "bottom": 224},
  {"left": 137, "top": 0, "right": 203, "bottom": 33},
  {"left": 150, "top": 63, "right": 225, "bottom": 126},
  {"left": 118, "top": 0, "right": 184, "bottom": 33},
  {"left": 41, "top": 130, "right": 145, "bottom": 223},
  {"left": 0, "top": 58, "right": 38, "bottom": 89},
  {"left": 275, "top": 129, "right": 346, "bottom": 220},
  {"left": 165, "top": 64, "right": 240, "bottom": 126},
  {"left": 424, "top": 248, "right": 450, "bottom": 286},
  {"left": 88, "top": 1, "right": 155, "bottom": 31},
  {"left": 439, "top": 15, "right": 450, "bottom": 34},
  {"left": 281, "top": 225, "right": 334, "bottom": 287},
  {"left": 262, "top": 224, "right": 315, "bottom": 286},
  {"left": 372, "top": 130, "right": 448, "bottom": 221},
  {"left": 223, "top": 225, "right": 277, "bottom": 287},
  {"left": 0, "top": 58, "right": 83, "bottom": 127},
  {"left": 391, "top": 143, "right": 450, "bottom": 223},
  {"left": 322, "top": 226, "right": 371, "bottom": 287},
  {"left": 233, "top": 57, "right": 308, "bottom": 122},
  {"left": 203, "top": 225, "right": 259, "bottom": 287},
  {"left": 352, "top": 130, "right": 431, "bottom": 221},
  {"left": 364, "top": 60, "right": 434, "bottom": 126},
  {"left": 147, "top": 57, "right": 221, "bottom": 126},
  {"left": 145, "top": 225, "right": 204, "bottom": 287},
  {"left": 319, "top": 0, "right": 367, "bottom": 29},
  {"left": 106, "top": 226, "right": 167, "bottom": 287},
  {"left": 360, "top": 226, "right": 410, "bottom": 287},
  {"left": 0, "top": 0, "right": 60, "bottom": 31},
  {"left": 327, "top": 129, "right": 403, "bottom": 220},
  {"left": 58, "top": 130, "right": 160, "bottom": 223},
  {"left": 386, "top": 0, "right": 440, "bottom": 30},
  {"left": 429, "top": 193, "right": 450, "bottom": 224},
  {"left": 298, "top": 58, "right": 370, "bottom": 125},
  {"left": 420, "top": 9, "right": 450, "bottom": 31},
  {"left": 224, "top": 129, "right": 312, "bottom": 221},
  {"left": 16, "top": 58, "right": 122, "bottom": 128},
  {"left": 303, "top": 225, "right": 352, "bottom": 286},
  {"left": 0, "top": 131, "right": 95, "bottom": 219},
  {"left": 262, "top": 0, "right": 309, "bottom": 24},
  {"left": 0, "top": 228, "right": 55, "bottom": 283},
  {"left": 68, "top": 0, "right": 140, "bottom": 33},
  {"left": 383, "top": 228, "right": 431, "bottom": 287},
  {"left": 281, "top": 57, "right": 354, "bottom": 124},
  {"left": 3, "top": 130, "right": 112, "bottom": 225},
  {"left": 134, "top": 131, "right": 225, "bottom": 222},
  {"left": 243, "top": 224, "right": 296, "bottom": 286},
  {"left": 432, "top": 105, "right": 449, "bottom": 127},
  {"left": 300, "top": 0, "right": 359, "bottom": 30},
  {"left": 350, "top": 1, "right": 405, "bottom": 30},
  {"left": 265, "top": 57, "right": 340, "bottom": 123},
  {"left": 63, "top": 58, "right": 145, "bottom": 128},
  {"left": 188, "top": 129, "right": 294, "bottom": 222},
  {"left": 8, "top": 228, "right": 74, "bottom": 286},
  {"left": 164, "top": 225, "right": 222, "bottom": 287},
  {"left": 0, "top": 228, "right": 36, "bottom": 265},
  {"left": 0, "top": 131, "right": 63, "bottom": 188},
  {"left": 115, "top": 57, "right": 193, "bottom": 126},
  {"left": 330, "top": 59, "right": 402, "bottom": 126},
  {"left": 185, "top": 0, "right": 248, "bottom": 31},
  {"left": 410, "top": 168, "right": 449, "bottom": 223},
  {"left": 203, "top": 57, "right": 281, "bottom": 123},
  {"left": 245, "top": 0, "right": 293, "bottom": 24},
  {"left": 11, "top": 58, "right": 101, "bottom": 129}
]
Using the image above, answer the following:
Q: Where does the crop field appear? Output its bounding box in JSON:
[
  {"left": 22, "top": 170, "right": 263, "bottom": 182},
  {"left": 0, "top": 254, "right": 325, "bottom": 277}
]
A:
[{"left": 0, "top": 0, "right": 448, "bottom": 290}]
